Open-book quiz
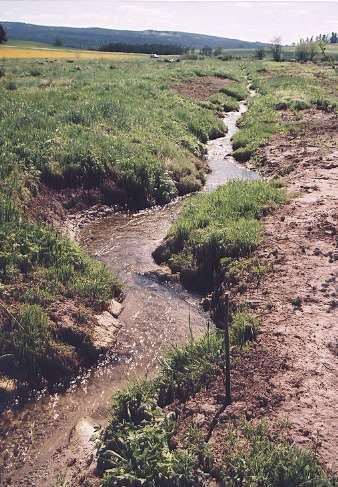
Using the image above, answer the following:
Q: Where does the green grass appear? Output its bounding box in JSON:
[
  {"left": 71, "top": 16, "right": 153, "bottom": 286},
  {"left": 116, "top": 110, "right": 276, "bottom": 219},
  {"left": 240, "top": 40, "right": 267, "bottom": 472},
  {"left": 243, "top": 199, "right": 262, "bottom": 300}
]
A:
[
  {"left": 0, "top": 304, "right": 51, "bottom": 382},
  {"left": 0, "top": 57, "right": 245, "bottom": 209},
  {"left": 231, "top": 310, "right": 259, "bottom": 347},
  {"left": 98, "top": 332, "right": 224, "bottom": 485},
  {"left": 0, "top": 217, "right": 121, "bottom": 383},
  {"left": 154, "top": 180, "right": 285, "bottom": 292},
  {"left": 202, "top": 92, "right": 240, "bottom": 113},
  {"left": 221, "top": 421, "right": 334, "bottom": 486}
]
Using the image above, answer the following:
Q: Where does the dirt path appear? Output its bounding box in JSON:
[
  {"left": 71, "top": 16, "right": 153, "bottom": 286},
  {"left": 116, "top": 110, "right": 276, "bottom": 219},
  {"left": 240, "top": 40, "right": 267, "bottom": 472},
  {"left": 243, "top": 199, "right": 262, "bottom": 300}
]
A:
[{"left": 175, "top": 109, "right": 338, "bottom": 473}]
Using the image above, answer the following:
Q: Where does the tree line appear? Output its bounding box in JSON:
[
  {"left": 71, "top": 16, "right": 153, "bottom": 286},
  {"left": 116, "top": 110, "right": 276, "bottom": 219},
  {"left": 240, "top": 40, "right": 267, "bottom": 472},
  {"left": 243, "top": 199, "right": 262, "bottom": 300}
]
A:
[
  {"left": 99, "top": 42, "right": 188, "bottom": 55},
  {"left": 316, "top": 32, "right": 337, "bottom": 44},
  {"left": 0, "top": 24, "right": 7, "bottom": 43}
]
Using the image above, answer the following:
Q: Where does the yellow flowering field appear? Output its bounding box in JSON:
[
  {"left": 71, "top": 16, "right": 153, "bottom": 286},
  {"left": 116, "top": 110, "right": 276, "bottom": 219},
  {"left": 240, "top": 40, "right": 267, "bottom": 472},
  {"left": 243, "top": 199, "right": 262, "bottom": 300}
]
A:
[{"left": 0, "top": 45, "right": 143, "bottom": 60}]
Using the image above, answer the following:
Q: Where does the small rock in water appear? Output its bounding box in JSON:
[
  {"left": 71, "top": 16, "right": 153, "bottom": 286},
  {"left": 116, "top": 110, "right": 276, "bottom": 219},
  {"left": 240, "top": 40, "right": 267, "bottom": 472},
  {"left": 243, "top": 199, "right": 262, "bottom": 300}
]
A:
[{"left": 93, "top": 312, "right": 121, "bottom": 349}]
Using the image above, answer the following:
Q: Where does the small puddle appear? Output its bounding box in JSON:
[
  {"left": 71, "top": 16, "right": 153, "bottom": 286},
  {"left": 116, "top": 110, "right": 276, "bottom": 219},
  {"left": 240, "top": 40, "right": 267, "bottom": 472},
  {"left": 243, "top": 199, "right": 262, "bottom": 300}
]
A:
[{"left": 0, "top": 90, "right": 259, "bottom": 486}]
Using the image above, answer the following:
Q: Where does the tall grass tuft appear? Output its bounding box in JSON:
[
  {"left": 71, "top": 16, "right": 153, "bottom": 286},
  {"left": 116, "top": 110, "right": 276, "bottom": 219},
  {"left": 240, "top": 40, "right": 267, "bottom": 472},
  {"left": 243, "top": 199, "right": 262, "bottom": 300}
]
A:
[
  {"left": 98, "top": 331, "right": 224, "bottom": 485},
  {"left": 231, "top": 310, "right": 259, "bottom": 347},
  {"left": 0, "top": 304, "right": 51, "bottom": 381},
  {"left": 156, "top": 180, "right": 285, "bottom": 292}
]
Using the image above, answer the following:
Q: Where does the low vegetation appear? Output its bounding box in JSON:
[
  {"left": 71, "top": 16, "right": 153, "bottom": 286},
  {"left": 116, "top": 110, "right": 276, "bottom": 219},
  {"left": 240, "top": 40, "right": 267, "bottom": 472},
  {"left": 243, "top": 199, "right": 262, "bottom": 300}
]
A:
[
  {"left": 0, "top": 57, "right": 246, "bottom": 208},
  {"left": 220, "top": 421, "right": 334, "bottom": 486},
  {"left": 98, "top": 330, "right": 334, "bottom": 486},
  {"left": 154, "top": 180, "right": 285, "bottom": 292},
  {"left": 232, "top": 61, "right": 337, "bottom": 163},
  {"left": 98, "top": 332, "right": 224, "bottom": 484}
]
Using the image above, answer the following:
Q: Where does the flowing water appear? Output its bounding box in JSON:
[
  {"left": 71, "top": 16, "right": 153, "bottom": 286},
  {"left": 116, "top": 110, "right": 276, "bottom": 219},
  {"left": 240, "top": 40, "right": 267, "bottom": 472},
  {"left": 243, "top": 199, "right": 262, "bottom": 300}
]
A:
[{"left": 0, "top": 94, "right": 258, "bottom": 486}]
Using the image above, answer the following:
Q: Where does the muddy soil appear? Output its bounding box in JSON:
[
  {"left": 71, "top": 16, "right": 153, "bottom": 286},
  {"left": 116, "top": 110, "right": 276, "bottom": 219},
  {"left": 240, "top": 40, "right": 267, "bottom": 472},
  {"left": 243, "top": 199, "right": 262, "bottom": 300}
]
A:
[
  {"left": 174, "top": 109, "right": 338, "bottom": 474},
  {"left": 0, "top": 95, "right": 257, "bottom": 486}
]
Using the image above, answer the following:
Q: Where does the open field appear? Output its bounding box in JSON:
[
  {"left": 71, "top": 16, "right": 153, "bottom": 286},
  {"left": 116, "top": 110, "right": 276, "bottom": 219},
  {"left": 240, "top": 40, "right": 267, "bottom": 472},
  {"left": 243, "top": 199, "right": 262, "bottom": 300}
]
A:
[{"left": 0, "top": 51, "right": 337, "bottom": 485}]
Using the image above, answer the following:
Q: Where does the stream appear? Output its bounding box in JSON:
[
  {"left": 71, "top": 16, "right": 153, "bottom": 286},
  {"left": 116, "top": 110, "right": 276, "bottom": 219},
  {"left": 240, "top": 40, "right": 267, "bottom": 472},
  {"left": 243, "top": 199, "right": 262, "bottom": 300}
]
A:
[{"left": 0, "top": 93, "right": 258, "bottom": 486}]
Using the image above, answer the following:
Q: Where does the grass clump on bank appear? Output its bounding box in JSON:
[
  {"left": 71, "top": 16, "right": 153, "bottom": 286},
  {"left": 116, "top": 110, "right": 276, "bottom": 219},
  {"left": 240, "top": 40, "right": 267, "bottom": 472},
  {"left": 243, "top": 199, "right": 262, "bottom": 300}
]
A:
[
  {"left": 98, "top": 332, "right": 224, "bottom": 486},
  {"left": 98, "top": 331, "right": 334, "bottom": 487},
  {"left": 231, "top": 310, "right": 259, "bottom": 347},
  {"left": 221, "top": 421, "right": 334, "bottom": 486},
  {"left": 0, "top": 207, "right": 121, "bottom": 384},
  {"left": 154, "top": 180, "right": 285, "bottom": 293}
]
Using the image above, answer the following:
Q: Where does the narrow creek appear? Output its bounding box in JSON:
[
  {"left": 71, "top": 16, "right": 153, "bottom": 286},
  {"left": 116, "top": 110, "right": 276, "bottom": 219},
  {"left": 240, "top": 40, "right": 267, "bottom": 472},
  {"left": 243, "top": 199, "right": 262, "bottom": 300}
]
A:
[{"left": 1, "top": 92, "right": 258, "bottom": 486}]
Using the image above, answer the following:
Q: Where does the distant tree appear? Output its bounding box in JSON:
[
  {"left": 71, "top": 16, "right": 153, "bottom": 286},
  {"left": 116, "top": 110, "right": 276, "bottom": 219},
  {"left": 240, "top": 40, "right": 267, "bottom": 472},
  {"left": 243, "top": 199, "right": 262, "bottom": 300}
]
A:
[
  {"left": 255, "top": 46, "right": 265, "bottom": 59},
  {"left": 317, "top": 33, "right": 329, "bottom": 43},
  {"left": 99, "top": 42, "right": 187, "bottom": 55},
  {"left": 318, "top": 35, "right": 329, "bottom": 59},
  {"left": 200, "top": 46, "right": 213, "bottom": 56},
  {"left": 54, "top": 37, "right": 63, "bottom": 47},
  {"left": 0, "top": 24, "right": 7, "bottom": 44},
  {"left": 214, "top": 46, "right": 223, "bottom": 56},
  {"left": 295, "top": 38, "right": 318, "bottom": 62},
  {"left": 270, "top": 36, "right": 282, "bottom": 61},
  {"left": 330, "top": 32, "right": 337, "bottom": 44}
]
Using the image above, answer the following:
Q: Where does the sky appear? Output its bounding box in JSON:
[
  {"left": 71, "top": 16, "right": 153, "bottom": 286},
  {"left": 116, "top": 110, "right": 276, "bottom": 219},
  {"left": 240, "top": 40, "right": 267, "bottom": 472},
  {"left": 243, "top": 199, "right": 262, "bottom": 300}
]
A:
[{"left": 0, "top": 1, "right": 337, "bottom": 44}]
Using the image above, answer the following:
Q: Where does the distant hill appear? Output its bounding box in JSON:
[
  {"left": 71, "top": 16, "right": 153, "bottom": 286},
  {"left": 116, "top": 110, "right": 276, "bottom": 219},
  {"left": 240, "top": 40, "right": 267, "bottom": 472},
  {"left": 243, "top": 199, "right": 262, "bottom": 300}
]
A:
[{"left": 1, "top": 22, "right": 266, "bottom": 51}]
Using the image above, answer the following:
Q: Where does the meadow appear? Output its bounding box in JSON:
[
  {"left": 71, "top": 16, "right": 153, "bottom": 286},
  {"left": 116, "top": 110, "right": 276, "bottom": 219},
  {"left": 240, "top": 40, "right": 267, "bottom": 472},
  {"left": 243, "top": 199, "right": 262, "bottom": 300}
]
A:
[
  {"left": 96, "top": 56, "right": 338, "bottom": 487},
  {"left": 155, "top": 58, "right": 337, "bottom": 291},
  {"left": 1, "top": 44, "right": 337, "bottom": 483},
  {"left": 0, "top": 56, "right": 247, "bottom": 209},
  {"left": 231, "top": 60, "right": 337, "bottom": 163},
  {"left": 0, "top": 49, "right": 336, "bottom": 386}
]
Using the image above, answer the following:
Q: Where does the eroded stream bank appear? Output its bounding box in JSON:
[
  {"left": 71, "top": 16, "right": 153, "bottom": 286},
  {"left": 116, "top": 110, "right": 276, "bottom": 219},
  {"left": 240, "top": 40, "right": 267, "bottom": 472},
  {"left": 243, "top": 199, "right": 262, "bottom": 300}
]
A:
[{"left": 0, "top": 96, "right": 258, "bottom": 487}]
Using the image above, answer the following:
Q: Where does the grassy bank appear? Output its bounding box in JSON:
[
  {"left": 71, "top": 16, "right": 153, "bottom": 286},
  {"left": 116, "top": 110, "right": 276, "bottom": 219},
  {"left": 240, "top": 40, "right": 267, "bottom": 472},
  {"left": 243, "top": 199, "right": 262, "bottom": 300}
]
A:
[
  {"left": 98, "top": 329, "right": 334, "bottom": 486},
  {"left": 0, "top": 58, "right": 245, "bottom": 209},
  {"left": 0, "top": 198, "right": 121, "bottom": 384},
  {"left": 153, "top": 180, "right": 286, "bottom": 293},
  {"left": 232, "top": 61, "right": 337, "bottom": 163},
  {"left": 0, "top": 57, "right": 246, "bottom": 387}
]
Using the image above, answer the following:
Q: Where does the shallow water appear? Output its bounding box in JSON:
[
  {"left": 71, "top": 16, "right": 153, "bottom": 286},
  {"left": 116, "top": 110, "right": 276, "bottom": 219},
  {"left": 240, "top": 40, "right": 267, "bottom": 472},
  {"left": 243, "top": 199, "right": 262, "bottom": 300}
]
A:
[
  {"left": 205, "top": 99, "right": 258, "bottom": 190},
  {"left": 0, "top": 95, "right": 258, "bottom": 486}
]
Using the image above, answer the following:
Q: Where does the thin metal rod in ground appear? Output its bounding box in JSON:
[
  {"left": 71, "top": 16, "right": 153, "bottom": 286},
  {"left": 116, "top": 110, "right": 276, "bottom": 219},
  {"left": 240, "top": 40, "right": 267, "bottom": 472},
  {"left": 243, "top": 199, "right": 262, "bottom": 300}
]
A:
[{"left": 223, "top": 292, "right": 231, "bottom": 406}]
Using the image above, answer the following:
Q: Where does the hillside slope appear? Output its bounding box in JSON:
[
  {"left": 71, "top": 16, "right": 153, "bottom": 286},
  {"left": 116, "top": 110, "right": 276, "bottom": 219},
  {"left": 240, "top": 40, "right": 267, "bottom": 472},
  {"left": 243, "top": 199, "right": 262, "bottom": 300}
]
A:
[{"left": 2, "top": 21, "right": 267, "bottom": 50}]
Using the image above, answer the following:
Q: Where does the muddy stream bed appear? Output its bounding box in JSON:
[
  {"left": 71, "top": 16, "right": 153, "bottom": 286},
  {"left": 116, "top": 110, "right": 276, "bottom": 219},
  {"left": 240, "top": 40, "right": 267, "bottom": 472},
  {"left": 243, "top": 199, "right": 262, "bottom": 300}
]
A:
[{"left": 0, "top": 94, "right": 258, "bottom": 486}]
